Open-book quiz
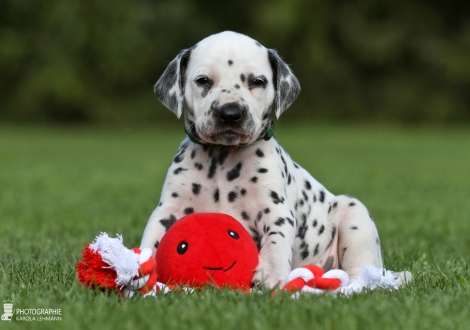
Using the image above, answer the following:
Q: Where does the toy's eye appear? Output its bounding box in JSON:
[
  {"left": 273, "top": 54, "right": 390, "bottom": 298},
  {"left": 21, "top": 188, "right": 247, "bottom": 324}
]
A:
[
  {"left": 228, "top": 230, "right": 239, "bottom": 240},
  {"left": 177, "top": 241, "right": 188, "bottom": 255}
]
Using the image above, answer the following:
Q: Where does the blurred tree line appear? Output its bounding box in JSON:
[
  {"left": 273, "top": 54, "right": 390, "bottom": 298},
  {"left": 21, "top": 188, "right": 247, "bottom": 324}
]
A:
[{"left": 1, "top": 0, "right": 469, "bottom": 124}]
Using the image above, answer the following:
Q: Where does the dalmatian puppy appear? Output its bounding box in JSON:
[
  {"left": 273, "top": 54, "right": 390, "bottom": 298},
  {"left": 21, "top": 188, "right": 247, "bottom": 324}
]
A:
[{"left": 140, "top": 31, "right": 383, "bottom": 288}]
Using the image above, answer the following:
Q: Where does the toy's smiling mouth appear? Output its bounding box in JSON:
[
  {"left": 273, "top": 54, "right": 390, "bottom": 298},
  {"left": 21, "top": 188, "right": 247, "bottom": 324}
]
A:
[{"left": 203, "top": 261, "right": 236, "bottom": 272}]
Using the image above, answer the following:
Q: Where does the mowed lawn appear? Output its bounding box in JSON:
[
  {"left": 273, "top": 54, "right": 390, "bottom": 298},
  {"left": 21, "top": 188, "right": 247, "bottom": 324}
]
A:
[{"left": 0, "top": 123, "right": 469, "bottom": 329}]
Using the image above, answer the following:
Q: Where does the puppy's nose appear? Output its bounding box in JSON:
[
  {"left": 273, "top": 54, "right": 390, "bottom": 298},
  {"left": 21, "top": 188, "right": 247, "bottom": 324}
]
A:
[{"left": 218, "top": 102, "right": 243, "bottom": 126}]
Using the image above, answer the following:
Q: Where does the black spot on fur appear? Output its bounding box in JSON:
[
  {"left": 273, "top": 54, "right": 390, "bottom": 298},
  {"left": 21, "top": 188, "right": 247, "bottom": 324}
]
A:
[
  {"left": 173, "top": 152, "right": 184, "bottom": 163},
  {"left": 228, "top": 191, "right": 238, "bottom": 202},
  {"left": 208, "top": 157, "right": 218, "bottom": 179},
  {"left": 319, "top": 190, "right": 325, "bottom": 203},
  {"left": 264, "top": 208, "right": 270, "bottom": 214},
  {"left": 351, "top": 226, "right": 358, "bottom": 230},
  {"left": 227, "top": 162, "right": 243, "bottom": 181},
  {"left": 241, "top": 211, "right": 250, "bottom": 221},
  {"left": 255, "top": 149, "right": 265, "bottom": 157},
  {"left": 318, "top": 225, "right": 325, "bottom": 235},
  {"left": 190, "top": 149, "right": 196, "bottom": 159},
  {"left": 300, "top": 247, "right": 309, "bottom": 260},
  {"left": 286, "top": 217, "right": 294, "bottom": 227},
  {"left": 293, "top": 163, "right": 299, "bottom": 169},
  {"left": 313, "top": 243, "right": 319, "bottom": 256},
  {"left": 258, "top": 168, "right": 268, "bottom": 173},
  {"left": 296, "top": 222, "right": 308, "bottom": 240},
  {"left": 194, "top": 162, "right": 203, "bottom": 170},
  {"left": 171, "top": 192, "right": 178, "bottom": 198},
  {"left": 240, "top": 74, "right": 246, "bottom": 82},
  {"left": 269, "top": 231, "right": 285, "bottom": 238},
  {"left": 241, "top": 188, "right": 246, "bottom": 196},
  {"left": 274, "top": 217, "right": 285, "bottom": 226},
  {"left": 256, "top": 211, "right": 263, "bottom": 222},
  {"left": 305, "top": 180, "right": 312, "bottom": 190},
  {"left": 201, "top": 86, "right": 211, "bottom": 98},
  {"left": 302, "top": 190, "right": 308, "bottom": 201},
  {"left": 228, "top": 60, "right": 233, "bottom": 66},
  {"left": 312, "top": 219, "right": 318, "bottom": 227},
  {"left": 184, "top": 207, "right": 194, "bottom": 215},
  {"left": 173, "top": 167, "right": 188, "bottom": 175},
  {"left": 154, "top": 241, "right": 159, "bottom": 248},
  {"left": 280, "top": 154, "right": 288, "bottom": 175},
  {"left": 213, "top": 189, "right": 219, "bottom": 202},
  {"left": 250, "top": 230, "right": 261, "bottom": 250},
  {"left": 255, "top": 41, "right": 261, "bottom": 47},
  {"left": 192, "top": 183, "right": 201, "bottom": 195},
  {"left": 270, "top": 191, "right": 284, "bottom": 204},
  {"left": 349, "top": 202, "right": 356, "bottom": 207},
  {"left": 173, "top": 143, "right": 188, "bottom": 163},
  {"left": 160, "top": 214, "right": 177, "bottom": 231},
  {"left": 217, "top": 149, "right": 229, "bottom": 165},
  {"left": 287, "top": 174, "right": 292, "bottom": 185},
  {"left": 234, "top": 84, "right": 240, "bottom": 89},
  {"left": 250, "top": 176, "right": 258, "bottom": 183}
]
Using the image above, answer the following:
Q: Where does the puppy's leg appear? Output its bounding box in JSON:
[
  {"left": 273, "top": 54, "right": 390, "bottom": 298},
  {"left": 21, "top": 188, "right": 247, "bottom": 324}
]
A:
[
  {"left": 323, "top": 195, "right": 383, "bottom": 280},
  {"left": 252, "top": 209, "right": 296, "bottom": 289},
  {"left": 140, "top": 205, "right": 182, "bottom": 254}
]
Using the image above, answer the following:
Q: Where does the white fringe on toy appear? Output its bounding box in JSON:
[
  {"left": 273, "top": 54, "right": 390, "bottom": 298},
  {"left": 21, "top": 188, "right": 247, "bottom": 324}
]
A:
[
  {"left": 336, "top": 265, "right": 399, "bottom": 295},
  {"left": 89, "top": 232, "right": 140, "bottom": 287}
]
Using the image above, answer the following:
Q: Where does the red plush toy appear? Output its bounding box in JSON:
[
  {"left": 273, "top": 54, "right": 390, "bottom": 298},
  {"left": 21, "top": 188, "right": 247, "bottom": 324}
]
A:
[
  {"left": 156, "top": 213, "right": 259, "bottom": 290},
  {"left": 77, "top": 213, "right": 259, "bottom": 294}
]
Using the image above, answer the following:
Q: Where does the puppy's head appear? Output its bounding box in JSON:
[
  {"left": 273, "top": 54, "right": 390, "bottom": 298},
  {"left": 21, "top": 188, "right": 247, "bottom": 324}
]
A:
[{"left": 155, "top": 31, "right": 300, "bottom": 146}]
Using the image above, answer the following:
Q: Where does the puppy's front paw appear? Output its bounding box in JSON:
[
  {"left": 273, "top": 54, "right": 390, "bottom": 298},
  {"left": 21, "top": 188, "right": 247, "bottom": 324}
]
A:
[{"left": 252, "top": 265, "right": 286, "bottom": 289}]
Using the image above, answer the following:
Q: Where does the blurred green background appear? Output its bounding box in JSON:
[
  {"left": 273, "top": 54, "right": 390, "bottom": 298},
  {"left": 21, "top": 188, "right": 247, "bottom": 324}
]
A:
[{"left": 1, "top": 0, "right": 469, "bottom": 125}]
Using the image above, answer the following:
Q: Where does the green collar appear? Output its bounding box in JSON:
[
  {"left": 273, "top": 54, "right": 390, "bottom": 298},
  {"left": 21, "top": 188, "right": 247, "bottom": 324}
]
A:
[{"left": 184, "top": 118, "right": 275, "bottom": 146}]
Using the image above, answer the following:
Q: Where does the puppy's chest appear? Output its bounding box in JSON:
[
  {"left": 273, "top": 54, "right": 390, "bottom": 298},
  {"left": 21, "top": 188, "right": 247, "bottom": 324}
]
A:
[{"left": 170, "top": 142, "right": 279, "bottom": 214}]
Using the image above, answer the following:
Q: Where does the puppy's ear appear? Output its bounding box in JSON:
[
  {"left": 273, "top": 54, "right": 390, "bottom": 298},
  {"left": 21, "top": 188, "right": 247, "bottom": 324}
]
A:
[
  {"left": 154, "top": 48, "right": 192, "bottom": 118},
  {"left": 267, "top": 49, "right": 301, "bottom": 118}
]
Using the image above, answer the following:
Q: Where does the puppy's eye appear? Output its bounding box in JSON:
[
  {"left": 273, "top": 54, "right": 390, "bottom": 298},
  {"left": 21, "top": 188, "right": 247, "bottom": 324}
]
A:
[
  {"left": 195, "top": 76, "right": 212, "bottom": 86},
  {"left": 249, "top": 76, "right": 267, "bottom": 88},
  {"left": 177, "top": 241, "right": 188, "bottom": 255},
  {"left": 228, "top": 230, "right": 239, "bottom": 240}
]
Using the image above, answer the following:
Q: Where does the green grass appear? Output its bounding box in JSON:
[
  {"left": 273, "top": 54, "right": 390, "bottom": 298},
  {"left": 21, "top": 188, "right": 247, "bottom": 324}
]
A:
[{"left": 1, "top": 123, "right": 469, "bottom": 329}]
